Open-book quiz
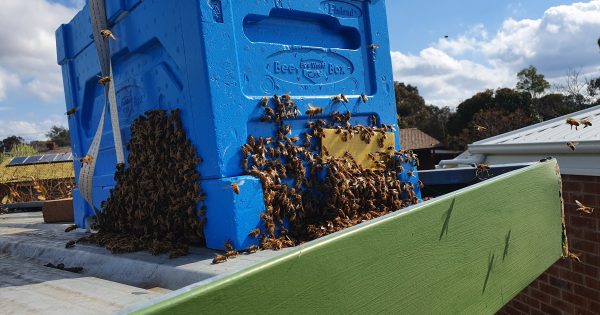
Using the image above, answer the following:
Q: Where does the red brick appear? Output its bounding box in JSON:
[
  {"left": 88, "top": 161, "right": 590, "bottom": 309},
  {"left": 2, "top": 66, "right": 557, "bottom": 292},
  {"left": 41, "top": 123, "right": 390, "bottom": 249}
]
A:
[
  {"left": 574, "top": 284, "right": 600, "bottom": 300},
  {"left": 589, "top": 300, "right": 600, "bottom": 312},
  {"left": 584, "top": 230, "right": 600, "bottom": 243},
  {"left": 572, "top": 263, "right": 598, "bottom": 278},
  {"left": 550, "top": 276, "right": 574, "bottom": 291},
  {"left": 540, "top": 302, "right": 562, "bottom": 315},
  {"left": 551, "top": 296, "right": 576, "bottom": 313},
  {"left": 572, "top": 240, "right": 598, "bottom": 255},
  {"left": 569, "top": 227, "right": 587, "bottom": 239},
  {"left": 574, "top": 307, "right": 597, "bottom": 315},
  {"left": 540, "top": 282, "right": 562, "bottom": 297},
  {"left": 565, "top": 181, "right": 582, "bottom": 192},
  {"left": 556, "top": 258, "right": 573, "bottom": 271},
  {"left": 584, "top": 276, "right": 600, "bottom": 291},
  {"left": 529, "top": 309, "right": 545, "bottom": 315},
  {"left": 538, "top": 273, "right": 549, "bottom": 284},
  {"left": 559, "top": 268, "right": 584, "bottom": 284},
  {"left": 562, "top": 290, "right": 588, "bottom": 307},
  {"left": 529, "top": 287, "right": 551, "bottom": 304},
  {"left": 585, "top": 254, "right": 600, "bottom": 267},
  {"left": 512, "top": 300, "right": 530, "bottom": 313},
  {"left": 570, "top": 216, "right": 597, "bottom": 230},
  {"left": 501, "top": 304, "right": 524, "bottom": 315},
  {"left": 519, "top": 294, "right": 540, "bottom": 309}
]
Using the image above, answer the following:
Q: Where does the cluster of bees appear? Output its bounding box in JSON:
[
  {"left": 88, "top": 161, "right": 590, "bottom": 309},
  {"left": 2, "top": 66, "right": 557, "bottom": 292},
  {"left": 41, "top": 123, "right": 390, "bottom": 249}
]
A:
[
  {"left": 77, "top": 110, "right": 206, "bottom": 259},
  {"left": 218, "top": 94, "right": 421, "bottom": 262}
]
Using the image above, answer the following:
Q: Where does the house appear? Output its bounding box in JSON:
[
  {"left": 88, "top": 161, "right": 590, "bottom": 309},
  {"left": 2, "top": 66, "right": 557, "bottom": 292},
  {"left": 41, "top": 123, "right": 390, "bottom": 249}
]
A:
[
  {"left": 439, "top": 105, "right": 600, "bottom": 314},
  {"left": 400, "top": 128, "right": 459, "bottom": 170}
]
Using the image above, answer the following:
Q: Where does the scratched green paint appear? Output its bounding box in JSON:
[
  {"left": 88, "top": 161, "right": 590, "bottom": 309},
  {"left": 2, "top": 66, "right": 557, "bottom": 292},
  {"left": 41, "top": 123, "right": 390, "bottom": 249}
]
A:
[{"left": 133, "top": 161, "right": 563, "bottom": 314}]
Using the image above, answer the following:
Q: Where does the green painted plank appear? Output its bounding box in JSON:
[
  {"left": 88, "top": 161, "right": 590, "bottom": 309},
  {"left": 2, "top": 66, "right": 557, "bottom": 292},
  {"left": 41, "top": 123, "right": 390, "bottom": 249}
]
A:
[{"left": 133, "top": 161, "right": 563, "bottom": 314}]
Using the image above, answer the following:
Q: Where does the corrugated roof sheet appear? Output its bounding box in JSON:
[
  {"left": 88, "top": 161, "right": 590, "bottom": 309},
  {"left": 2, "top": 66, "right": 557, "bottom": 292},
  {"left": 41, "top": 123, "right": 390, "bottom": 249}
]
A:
[
  {"left": 473, "top": 105, "right": 600, "bottom": 145},
  {"left": 400, "top": 128, "right": 441, "bottom": 150}
]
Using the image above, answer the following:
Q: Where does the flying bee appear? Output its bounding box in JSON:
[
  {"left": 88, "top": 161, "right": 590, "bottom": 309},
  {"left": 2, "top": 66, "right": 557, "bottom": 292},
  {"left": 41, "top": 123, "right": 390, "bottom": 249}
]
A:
[
  {"left": 360, "top": 93, "right": 368, "bottom": 104},
  {"left": 231, "top": 183, "right": 240, "bottom": 194},
  {"left": 64, "top": 225, "right": 77, "bottom": 233},
  {"left": 66, "top": 107, "right": 78, "bottom": 116},
  {"left": 566, "top": 142, "right": 578, "bottom": 151},
  {"left": 580, "top": 118, "right": 592, "bottom": 128},
  {"left": 100, "top": 29, "right": 117, "bottom": 40},
  {"left": 566, "top": 118, "right": 580, "bottom": 130},
  {"left": 80, "top": 155, "right": 93, "bottom": 164},
  {"left": 249, "top": 228, "right": 261, "bottom": 238},
  {"left": 212, "top": 255, "right": 227, "bottom": 264},
  {"left": 65, "top": 240, "right": 76, "bottom": 249},
  {"left": 474, "top": 125, "right": 487, "bottom": 132},
  {"left": 306, "top": 105, "right": 324, "bottom": 118},
  {"left": 97, "top": 76, "right": 111, "bottom": 85},
  {"left": 575, "top": 200, "right": 594, "bottom": 214}
]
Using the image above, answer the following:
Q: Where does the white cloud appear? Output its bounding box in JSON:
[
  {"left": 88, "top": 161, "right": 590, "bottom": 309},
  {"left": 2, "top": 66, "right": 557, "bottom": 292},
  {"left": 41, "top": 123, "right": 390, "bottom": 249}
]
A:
[
  {"left": 392, "top": 0, "right": 600, "bottom": 107},
  {"left": 0, "top": 116, "right": 67, "bottom": 141},
  {"left": 0, "top": 0, "right": 78, "bottom": 103}
]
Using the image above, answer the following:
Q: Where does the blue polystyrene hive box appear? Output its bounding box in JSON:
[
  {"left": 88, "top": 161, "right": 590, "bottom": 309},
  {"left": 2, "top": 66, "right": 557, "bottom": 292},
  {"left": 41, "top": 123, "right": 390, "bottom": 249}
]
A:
[{"left": 56, "top": 0, "right": 419, "bottom": 251}]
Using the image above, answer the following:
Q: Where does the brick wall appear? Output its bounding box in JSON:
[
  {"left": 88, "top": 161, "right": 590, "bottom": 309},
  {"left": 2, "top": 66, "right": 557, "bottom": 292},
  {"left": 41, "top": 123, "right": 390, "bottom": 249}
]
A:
[{"left": 498, "top": 175, "right": 600, "bottom": 314}]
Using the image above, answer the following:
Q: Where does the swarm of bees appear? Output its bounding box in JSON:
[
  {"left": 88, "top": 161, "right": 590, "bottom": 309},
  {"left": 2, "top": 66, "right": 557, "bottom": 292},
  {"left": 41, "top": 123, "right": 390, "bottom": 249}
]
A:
[
  {"left": 78, "top": 110, "right": 206, "bottom": 259},
  {"left": 228, "top": 93, "right": 420, "bottom": 258}
]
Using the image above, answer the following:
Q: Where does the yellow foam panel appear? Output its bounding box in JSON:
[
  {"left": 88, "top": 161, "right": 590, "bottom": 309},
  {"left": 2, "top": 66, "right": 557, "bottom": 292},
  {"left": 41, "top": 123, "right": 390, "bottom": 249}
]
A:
[{"left": 321, "top": 129, "right": 396, "bottom": 169}]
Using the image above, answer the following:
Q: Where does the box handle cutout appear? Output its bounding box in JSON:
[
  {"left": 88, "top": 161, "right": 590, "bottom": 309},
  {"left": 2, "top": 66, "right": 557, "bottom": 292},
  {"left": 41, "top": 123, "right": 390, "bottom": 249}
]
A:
[{"left": 243, "top": 9, "right": 360, "bottom": 50}]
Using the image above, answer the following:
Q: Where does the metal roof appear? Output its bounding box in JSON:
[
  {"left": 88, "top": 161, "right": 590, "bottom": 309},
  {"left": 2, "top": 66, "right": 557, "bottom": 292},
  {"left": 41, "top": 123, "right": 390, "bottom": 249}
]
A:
[
  {"left": 448, "top": 105, "right": 600, "bottom": 176},
  {"left": 471, "top": 105, "right": 600, "bottom": 146}
]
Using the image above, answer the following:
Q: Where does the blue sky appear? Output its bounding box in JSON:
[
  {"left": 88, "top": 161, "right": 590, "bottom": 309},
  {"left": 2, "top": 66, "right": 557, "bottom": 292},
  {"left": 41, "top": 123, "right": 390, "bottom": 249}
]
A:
[
  {"left": 385, "top": 1, "right": 575, "bottom": 53},
  {"left": 0, "top": 0, "right": 598, "bottom": 141}
]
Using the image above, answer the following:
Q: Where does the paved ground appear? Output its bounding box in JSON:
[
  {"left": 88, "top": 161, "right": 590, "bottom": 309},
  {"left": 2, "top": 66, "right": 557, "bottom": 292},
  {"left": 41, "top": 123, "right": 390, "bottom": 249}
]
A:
[{"left": 0, "top": 212, "right": 283, "bottom": 314}]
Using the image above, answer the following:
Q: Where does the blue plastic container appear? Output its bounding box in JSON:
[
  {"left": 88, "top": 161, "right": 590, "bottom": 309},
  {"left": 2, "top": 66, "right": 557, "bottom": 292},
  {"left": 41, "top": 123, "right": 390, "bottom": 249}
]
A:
[{"left": 56, "top": 0, "right": 418, "bottom": 250}]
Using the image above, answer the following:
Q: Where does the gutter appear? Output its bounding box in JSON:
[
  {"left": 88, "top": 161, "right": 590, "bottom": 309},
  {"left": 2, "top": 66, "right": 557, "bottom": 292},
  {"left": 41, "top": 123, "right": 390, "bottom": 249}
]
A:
[
  {"left": 468, "top": 141, "right": 600, "bottom": 155},
  {"left": 438, "top": 154, "right": 485, "bottom": 168}
]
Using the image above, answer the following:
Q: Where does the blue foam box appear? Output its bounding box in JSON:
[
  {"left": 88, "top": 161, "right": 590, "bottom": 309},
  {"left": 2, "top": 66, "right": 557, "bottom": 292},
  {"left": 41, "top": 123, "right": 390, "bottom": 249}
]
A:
[{"left": 56, "top": 0, "right": 418, "bottom": 250}]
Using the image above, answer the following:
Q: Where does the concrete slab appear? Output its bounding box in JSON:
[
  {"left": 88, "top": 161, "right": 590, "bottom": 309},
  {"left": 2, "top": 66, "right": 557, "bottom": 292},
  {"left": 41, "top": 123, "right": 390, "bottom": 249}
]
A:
[
  {"left": 0, "top": 212, "right": 285, "bottom": 291},
  {"left": 0, "top": 254, "right": 163, "bottom": 315}
]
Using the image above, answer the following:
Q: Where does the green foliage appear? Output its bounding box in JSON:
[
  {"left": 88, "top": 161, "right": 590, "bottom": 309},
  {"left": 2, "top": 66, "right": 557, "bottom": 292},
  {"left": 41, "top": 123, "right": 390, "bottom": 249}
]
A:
[
  {"left": 395, "top": 82, "right": 452, "bottom": 145},
  {"left": 1, "top": 136, "right": 24, "bottom": 153},
  {"left": 46, "top": 125, "right": 71, "bottom": 147},
  {"left": 516, "top": 65, "right": 550, "bottom": 98}
]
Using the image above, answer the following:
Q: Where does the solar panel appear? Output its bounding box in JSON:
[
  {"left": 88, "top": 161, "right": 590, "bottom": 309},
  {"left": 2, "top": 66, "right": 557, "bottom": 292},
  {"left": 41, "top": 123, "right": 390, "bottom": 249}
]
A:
[
  {"left": 55, "top": 153, "right": 74, "bottom": 162},
  {"left": 20, "top": 156, "right": 43, "bottom": 165},
  {"left": 5, "top": 153, "right": 74, "bottom": 167},
  {"left": 39, "top": 154, "right": 59, "bottom": 163},
  {"left": 7, "top": 157, "right": 27, "bottom": 166}
]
